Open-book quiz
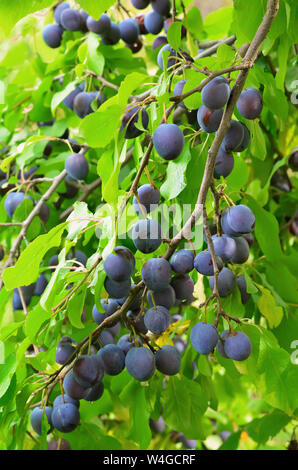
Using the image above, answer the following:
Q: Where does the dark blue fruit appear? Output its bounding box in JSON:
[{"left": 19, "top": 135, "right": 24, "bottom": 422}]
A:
[
  {"left": 152, "top": 35, "right": 168, "bottom": 50},
  {"left": 53, "top": 394, "right": 80, "bottom": 409},
  {"left": 141, "top": 258, "right": 172, "bottom": 292},
  {"left": 236, "top": 123, "right": 250, "bottom": 151},
  {"left": 67, "top": 249, "right": 88, "bottom": 267},
  {"left": 117, "top": 334, "right": 142, "bottom": 355},
  {"left": 224, "top": 331, "right": 252, "bottom": 361},
  {"left": 144, "top": 11, "right": 164, "bottom": 35},
  {"left": 104, "top": 277, "right": 131, "bottom": 298},
  {"left": 33, "top": 275, "right": 48, "bottom": 296},
  {"left": 86, "top": 14, "right": 111, "bottom": 34},
  {"left": 209, "top": 267, "right": 236, "bottom": 298},
  {"left": 144, "top": 306, "right": 171, "bottom": 334},
  {"left": 30, "top": 406, "right": 52, "bottom": 435},
  {"left": 73, "top": 355, "right": 104, "bottom": 387},
  {"left": 147, "top": 285, "right": 176, "bottom": 309},
  {"left": 230, "top": 236, "right": 249, "bottom": 264},
  {"left": 221, "top": 205, "right": 255, "bottom": 236},
  {"left": 104, "top": 246, "right": 135, "bottom": 282},
  {"left": 65, "top": 153, "right": 89, "bottom": 180},
  {"left": 60, "top": 8, "right": 82, "bottom": 31},
  {"left": 212, "top": 234, "right": 236, "bottom": 263},
  {"left": 133, "top": 184, "right": 160, "bottom": 215},
  {"left": 221, "top": 120, "right": 244, "bottom": 152},
  {"left": 197, "top": 105, "right": 223, "bottom": 133},
  {"left": 98, "top": 330, "right": 116, "bottom": 346},
  {"left": 216, "top": 329, "right": 230, "bottom": 358},
  {"left": 4, "top": 192, "right": 31, "bottom": 217},
  {"left": 120, "top": 106, "right": 149, "bottom": 139},
  {"left": 101, "top": 298, "right": 120, "bottom": 315},
  {"left": 125, "top": 346, "right": 155, "bottom": 381},
  {"left": 201, "top": 76, "right": 230, "bottom": 110},
  {"left": 73, "top": 91, "right": 105, "bottom": 118},
  {"left": 131, "top": 0, "right": 150, "bottom": 9},
  {"left": 63, "top": 370, "right": 89, "bottom": 400},
  {"left": 170, "top": 249, "right": 194, "bottom": 274},
  {"left": 155, "top": 345, "right": 181, "bottom": 375},
  {"left": 132, "top": 219, "right": 162, "bottom": 253},
  {"left": 157, "top": 44, "right": 178, "bottom": 71},
  {"left": 54, "top": 2, "right": 70, "bottom": 25},
  {"left": 126, "top": 310, "right": 148, "bottom": 334},
  {"left": 84, "top": 381, "right": 104, "bottom": 402},
  {"left": 173, "top": 80, "right": 187, "bottom": 109},
  {"left": 214, "top": 148, "right": 234, "bottom": 179},
  {"left": 56, "top": 337, "right": 76, "bottom": 365},
  {"left": 153, "top": 123, "right": 184, "bottom": 160},
  {"left": 101, "top": 22, "right": 120, "bottom": 45},
  {"left": 237, "top": 88, "right": 262, "bottom": 120},
  {"left": 171, "top": 274, "right": 194, "bottom": 301},
  {"left": 149, "top": 416, "right": 166, "bottom": 433},
  {"left": 63, "top": 83, "right": 85, "bottom": 110},
  {"left": 190, "top": 322, "right": 219, "bottom": 354},
  {"left": 151, "top": 0, "right": 171, "bottom": 16},
  {"left": 194, "top": 251, "right": 223, "bottom": 276},
  {"left": 236, "top": 275, "right": 251, "bottom": 304},
  {"left": 97, "top": 344, "right": 125, "bottom": 376},
  {"left": 119, "top": 18, "right": 140, "bottom": 44},
  {"left": 42, "top": 24, "right": 63, "bottom": 48},
  {"left": 52, "top": 403, "right": 80, "bottom": 433}
]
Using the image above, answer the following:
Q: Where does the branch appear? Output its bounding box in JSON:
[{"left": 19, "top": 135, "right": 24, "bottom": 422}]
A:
[{"left": 0, "top": 170, "right": 67, "bottom": 288}]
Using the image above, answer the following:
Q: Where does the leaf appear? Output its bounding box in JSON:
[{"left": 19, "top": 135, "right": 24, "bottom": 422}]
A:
[
  {"left": 51, "top": 81, "right": 77, "bottom": 113},
  {"left": 2, "top": 223, "right": 67, "bottom": 290},
  {"left": 120, "top": 380, "right": 152, "bottom": 449},
  {"left": 203, "top": 7, "right": 233, "bottom": 40},
  {"left": 161, "top": 376, "right": 208, "bottom": 439},
  {"left": 77, "top": 0, "right": 116, "bottom": 20},
  {"left": 86, "top": 34, "right": 105, "bottom": 76},
  {"left": 167, "top": 22, "right": 182, "bottom": 51},
  {"left": 24, "top": 304, "right": 50, "bottom": 342},
  {"left": 0, "top": 0, "right": 54, "bottom": 37},
  {"left": 66, "top": 285, "right": 87, "bottom": 329},
  {"left": 0, "top": 353, "right": 16, "bottom": 399},
  {"left": 66, "top": 202, "right": 94, "bottom": 241},
  {"left": 245, "top": 411, "right": 291, "bottom": 444},
  {"left": 160, "top": 143, "right": 192, "bottom": 199},
  {"left": 257, "top": 285, "right": 283, "bottom": 328}
]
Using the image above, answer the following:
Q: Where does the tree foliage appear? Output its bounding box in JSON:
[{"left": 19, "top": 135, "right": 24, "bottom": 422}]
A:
[{"left": 0, "top": 0, "right": 297, "bottom": 451}]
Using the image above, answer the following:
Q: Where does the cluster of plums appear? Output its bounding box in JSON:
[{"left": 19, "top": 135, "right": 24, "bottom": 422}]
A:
[{"left": 42, "top": 1, "right": 178, "bottom": 54}]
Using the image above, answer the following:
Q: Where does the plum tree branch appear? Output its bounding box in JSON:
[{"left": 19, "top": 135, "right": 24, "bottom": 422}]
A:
[{"left": 0, "top": 170, "right": 67, "bottom": 289}]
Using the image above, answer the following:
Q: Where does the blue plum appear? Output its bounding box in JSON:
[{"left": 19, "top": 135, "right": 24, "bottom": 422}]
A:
[{"left": 190, "top": 322, "right": 219, "bottom": 354}]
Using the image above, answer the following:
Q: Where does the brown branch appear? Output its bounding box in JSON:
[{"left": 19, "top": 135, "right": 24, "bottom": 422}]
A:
[
  {"left": 195, "top": 35, "right": 236, "bottom": 59},
  {"left": 0, "top": 170, "right": 67, "bottom": 289}
]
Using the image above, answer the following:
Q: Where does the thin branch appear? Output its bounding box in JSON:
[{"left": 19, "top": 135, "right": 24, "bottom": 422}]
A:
[{"left": 0, "top": 170, "right": 67, "bottom": 289}]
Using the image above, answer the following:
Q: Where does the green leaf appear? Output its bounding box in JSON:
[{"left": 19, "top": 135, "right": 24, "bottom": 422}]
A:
[
  {"left": 161, "top": 376, "right": 208, "bottom": 439},
  {"left": 0, "top": 353, "right": 16, "bottom": 399},
  {"left": 257, "top": 285, "right": 284, "bottom": 328},
  {"left": 24, "top": 304, "right": 50, "bottom": 342},
  {"left": 77, "top": 0, "right": 116, "bottom": 20},
  {"left": 245, "top": 411, "right": 291, "bottom": 444},
  {"left": 67, "top": 285, "right": 87, "bottom": 329},
  {"left": 120, "top": 380, "right": 152, "bottom": 449},
  {"left": 66, "top": 202, "right": 94, "bottom": 241},
  {"left": 0, "top": 0, "right": 54, "bottom": 37},
  {"left": 204, "top": 7, "right": 233, "bottom": 40},
  {"left": 86, "top": 34, "right": 105, "bottom": 76},
  {"left": 2, "top": 223, "right": 67, "bottom": 290},
  {"left": 160, "top": 143, "right": 192, "bottom": 200},
  {"left": 167, "top": 22, "right": 182, "bottom": 51}
]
